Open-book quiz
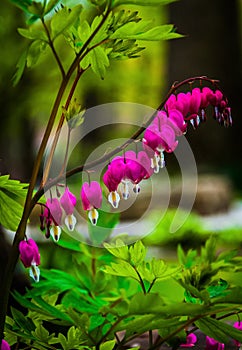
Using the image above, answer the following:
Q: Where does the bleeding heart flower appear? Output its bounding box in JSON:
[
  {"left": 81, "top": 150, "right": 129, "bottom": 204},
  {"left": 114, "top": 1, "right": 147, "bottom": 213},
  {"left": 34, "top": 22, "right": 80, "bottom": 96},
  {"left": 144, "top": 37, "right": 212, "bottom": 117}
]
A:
[
  {"left": 1, "top": 340, "right": 10, "bottom": 350},
  {"left": 81, "top": 181, "right": 102, "bottom": 225},
  {"left": 180, "top": 333, "right": 197, "bottom": 347},
  {"left": 205, "top": 336, "right": 224, "bottom": 350},
  {"left": 43, "top": 198, "right": 62, "bottom": 242},
  {"left": 60, "top": 187, "right": 77, "bottom": 231},
  {"left": 19, "top": 238, "right": 40, "bottom": 282}
]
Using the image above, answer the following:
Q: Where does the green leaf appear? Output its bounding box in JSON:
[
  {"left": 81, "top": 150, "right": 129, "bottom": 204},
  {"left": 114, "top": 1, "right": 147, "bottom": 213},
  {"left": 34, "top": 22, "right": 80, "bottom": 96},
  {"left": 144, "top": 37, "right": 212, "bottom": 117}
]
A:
[
  {"left": 0, "top": 175, "right": 28, "bottom": 231},
  {"left": 18, "top": 27, "right": 48, "bottom": 41},
  {"left": 104, "top": 240, "right": 129, "bottom": 261},
  {"left": 116, "top": 315, "right": 185, "bottom": 339},
  {"left": 100, "top": 339, "right": 116, "bottom": 350},
  {"left": 129, "top": 240, "right": 146, "bottom": 266},
  {"left": 82, "top": 46, "right": 110, "bottom": 79},
  {"left": 102, "top": 261, "right": 138, "bottom": 280},
  {"left": 12, "top": 49, "right": 28, "bottom": 86},
  {"left": 27, "top": 40, "right": 47, "bottom": 67},
  {"left": 44, "top": 0, "right": 61, "bottom": 15},
  {"left": 50, "top": 4, "right": 82, "bottom": 40},
  {"left": 111, "top": 22, "right": 182, "bottom": 41},
  {"left": 31, "top": 323, "right": 54, "bottom": 342},
  {"left": 196, "top": 317, "right": 242, "bottom": 344},
  {"left": 113, "top": 0, "right": 177, "bottom": 6},
  {"left": 11, "top": 307, "right": 36, "bottom": 334},
  {"left": 129, "top": 293, "right": 164, "bottom": 315}
]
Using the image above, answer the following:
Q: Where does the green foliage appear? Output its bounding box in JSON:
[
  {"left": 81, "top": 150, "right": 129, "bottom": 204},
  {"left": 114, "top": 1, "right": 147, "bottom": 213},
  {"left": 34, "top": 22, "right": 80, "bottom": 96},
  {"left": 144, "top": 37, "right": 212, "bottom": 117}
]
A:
[
  {"left": 6, "top": 237, "right": 242, "bottom": 348},
  {"left": 11, "top": 0, "right": 182, "bottom": 82},
  {"left": 0, "top": 175, "right": 28, "bottom": 231}
]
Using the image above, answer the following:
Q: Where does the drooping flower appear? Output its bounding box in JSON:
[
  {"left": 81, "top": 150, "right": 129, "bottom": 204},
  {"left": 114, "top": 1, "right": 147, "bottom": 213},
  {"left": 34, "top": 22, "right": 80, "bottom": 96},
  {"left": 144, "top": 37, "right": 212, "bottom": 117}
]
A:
[
  {"left": 0, "top": 340, "right": 10, "bottom": 350},
  {"left": 103, "top": 151, "right": 153, "bottom": 207},
  {"left": 180, "top": 333, "right": 197, "bottom": 347},
  {"left": 205, "top": 336, "right": 224, "bottom": 350},
  {"left": 60, "top": 187, "right": 77, "bottom": 231},
  {"left": 103, "top": 170, "right": 121, "bottom": 209},
  {"left": 143, "top": 121, "right": 178, "bottom": 173},
  {"left": 81, "top": 181, "right": 102, "bottom": 225},
  {"left": 233, "top": 321, "right": 242, "bottom": 347},
  {"left": 43, "top": 198, "right": 63, "bottom": 242},
  {"left": 19, "top": 238, "right": 41, "bottom": 282}
]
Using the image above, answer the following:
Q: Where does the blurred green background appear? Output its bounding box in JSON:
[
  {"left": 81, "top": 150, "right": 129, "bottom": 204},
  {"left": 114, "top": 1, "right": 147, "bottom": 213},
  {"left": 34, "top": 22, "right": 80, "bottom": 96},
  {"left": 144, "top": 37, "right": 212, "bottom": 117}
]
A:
[{"left": 0, "top": 0, "right": 241, "bottom": 193}]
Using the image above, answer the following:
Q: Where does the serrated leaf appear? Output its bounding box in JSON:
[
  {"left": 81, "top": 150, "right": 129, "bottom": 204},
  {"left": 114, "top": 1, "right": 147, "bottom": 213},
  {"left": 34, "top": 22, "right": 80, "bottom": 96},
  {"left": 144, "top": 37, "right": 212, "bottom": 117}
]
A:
[
  {"left": 102, "top": 261, "right": 138, "bottom": 280},
  {"left": 112, "top": 22, "right": 182, "bottom": 41},
  {"left": 129, "top": 240, "right": 146, "bottom": 266},
  {"left": 18, "top": 27, "right": 48, "bottom": 41},
  {"left": 88, "top": 46, "right": 110, "bottom": 79},
  {"left": 104, "top": 240, "right": 129, "bottom": 261},
  {"left": 50, "top": 4, "right": 82, "bottom": 40},
  {"left": 44, "top": 0, "right": 61, "bottom": 15}
]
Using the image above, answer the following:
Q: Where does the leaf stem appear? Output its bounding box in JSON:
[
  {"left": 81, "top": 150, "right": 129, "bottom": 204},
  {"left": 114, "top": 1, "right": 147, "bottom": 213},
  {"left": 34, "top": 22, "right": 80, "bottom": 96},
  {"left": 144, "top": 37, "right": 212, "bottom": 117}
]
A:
[{"left": 41, "top": 18, "right": 66, "bottom": 79}]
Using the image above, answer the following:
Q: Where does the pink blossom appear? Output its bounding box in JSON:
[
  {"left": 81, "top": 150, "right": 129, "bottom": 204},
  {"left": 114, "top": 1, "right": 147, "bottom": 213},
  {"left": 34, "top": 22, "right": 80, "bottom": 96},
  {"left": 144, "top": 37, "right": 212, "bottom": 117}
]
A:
[
  {"left": 1, "top": 340, "right": 10, "bottom": 350},
  {"left": 19, "top": 239, "right": 40, "bottom": 268},
  {"left": 233, "top": 321, "right": 242, "bottom": 347},
  {"left": 60, "top": 187, "right": 77, "bottom": 231},
  {"left": 205, "top": 336, "right": 224, "bottom": 350},
  {"left": 180, "top": 333, "right": 197, "bottom": 347},
  {"left": 19, "top": 239, "right": 40, "bottom": 282},
  {"left": 81, "top": 181, "right": 102, "bottom": 225},
  {"left": 60, "top": 187, "right": 76, "bottom": 215},
  {"left": 43, "top": 198, "right": 63, "bottom": 241},
  {"left": 44, "top": 198, "right": 62, "bottom": 226}
]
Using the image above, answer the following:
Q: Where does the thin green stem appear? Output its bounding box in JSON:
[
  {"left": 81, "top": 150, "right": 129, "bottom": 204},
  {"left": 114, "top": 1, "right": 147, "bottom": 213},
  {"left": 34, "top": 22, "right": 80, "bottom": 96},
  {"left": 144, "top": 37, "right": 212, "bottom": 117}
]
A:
[
  {"left": 42, "top": 67, "right": 84, "bottom": 186},
  {"left": 59, "top": 125, "right": 71, "bottom": 177},
  {"left": 41, "top": 18, "right": 66, "bottom": 79}
]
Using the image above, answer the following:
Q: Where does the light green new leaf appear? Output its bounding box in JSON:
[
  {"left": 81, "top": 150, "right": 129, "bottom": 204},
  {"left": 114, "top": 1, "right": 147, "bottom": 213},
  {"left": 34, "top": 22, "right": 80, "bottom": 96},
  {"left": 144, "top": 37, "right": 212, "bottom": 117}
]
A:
[
  {"left": 129, "top": 240, "right": 146, "bottom": 266},
  {"left": 104, "top": 240, "right": 129, "bottom": 261},
  {"left": 113, "top": 0, "right": 177, "bottom": 6},
  {"left": 100, "top": 339, "right": 116, "bottom": 350},
  {"left": 102, "top": 261, "right": 138, "bottom": 280},
  {"left": 18, "top": 27, "right": 48, "bottom": 42},
  {"left": 111, "top": 23, "right": 182, "bottom": 41},
  {"left": 88, "top": 46, "right": 110, "bottom": 79},
  {"left": 51, "top": 4, "right": 82, "bottom": 40},
  {"left": 44, "top": 0, "right": 61, "bottom": 15}
]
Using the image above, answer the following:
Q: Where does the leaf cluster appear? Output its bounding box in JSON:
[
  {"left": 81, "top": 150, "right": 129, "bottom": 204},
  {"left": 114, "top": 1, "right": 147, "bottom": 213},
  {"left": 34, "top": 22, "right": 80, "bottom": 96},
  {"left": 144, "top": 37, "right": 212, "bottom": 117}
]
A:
[
  {"left": 11, "top": 0, "right": 182, "bottom": 84},
  {"left": 5, "top": 239, "right": 242, "bottom": 349}
]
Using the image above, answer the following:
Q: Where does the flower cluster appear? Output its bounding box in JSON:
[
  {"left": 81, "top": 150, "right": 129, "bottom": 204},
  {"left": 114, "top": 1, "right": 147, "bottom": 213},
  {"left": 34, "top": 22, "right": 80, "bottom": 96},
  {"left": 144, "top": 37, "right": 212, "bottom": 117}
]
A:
[
  {"left": 165, "top": 87, "right": 232, "bottom": 129},
  {"left": 40, "top": 187, "right": 77, "bottom": 242},
  {"left": 38, "top": 85, "right": 232, "bottom": 229},
  {"left": 19, "top": 82, "right": 232, "bottom": 283},
  {"left": 103, "top": 150, "right": 153, "bottom": 208}
]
